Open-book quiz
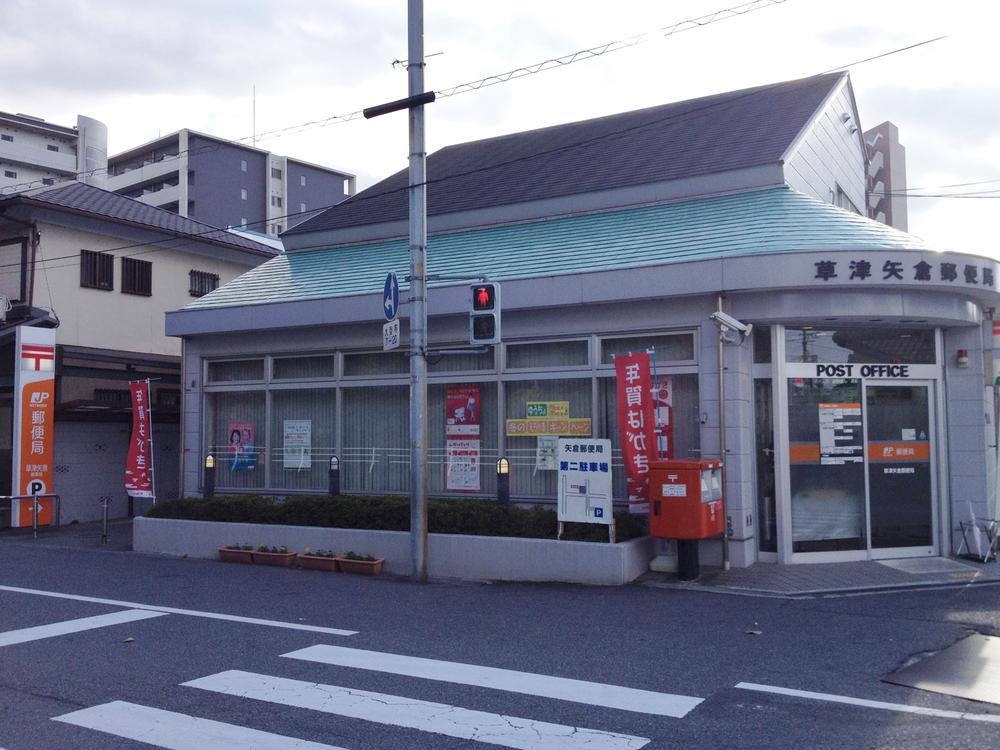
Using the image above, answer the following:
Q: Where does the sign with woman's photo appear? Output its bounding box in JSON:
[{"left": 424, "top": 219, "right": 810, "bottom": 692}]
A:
[{"left": 227, "top": 422, "right": 256, "bottom": 471}]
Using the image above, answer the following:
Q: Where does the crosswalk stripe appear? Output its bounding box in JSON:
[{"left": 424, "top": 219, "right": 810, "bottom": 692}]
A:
[
  {"left": 0, "top": 609, "right": 165, "bottom": 647},
  {"left": 0, "top": 584, "right": 357, "bottom": 636},
  {"left": 53, "top": 701, "right": 346, "bottom": 749},
  {"left": 736, "top": 682, "right": 1000, "bottom": 724},
  {"left": 284, "top": 644, "right": 702, "bottom": 718},
  {"left": 185, "top": 670, "right": 651, "bottom": 750}
]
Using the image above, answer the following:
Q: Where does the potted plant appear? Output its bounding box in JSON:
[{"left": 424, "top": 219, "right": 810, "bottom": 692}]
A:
[
  {"left": 298, "top": 547, "right": 340, "bottom": 572},
  {"left": 335, "top": 551, "right": 384, "bottom": 576},
  {"left": 251, "top": 545, "right": 297, "bottom": 567},
  {"left": 218, "top": 543, "right": 254, "bottom": 564}
]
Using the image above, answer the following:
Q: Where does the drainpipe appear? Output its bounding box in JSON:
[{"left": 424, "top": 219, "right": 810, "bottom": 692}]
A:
[{"left": 717, "top": 295, "right": 731, "bottom": 571}]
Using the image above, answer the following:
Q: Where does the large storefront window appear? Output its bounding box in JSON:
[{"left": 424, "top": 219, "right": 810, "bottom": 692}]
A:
[
  {"left": 599, "top": 374, "right": 701, "bottom": 499},
  {"left": 785, "top": 328, "right": 935, "bottom": 364},
  {"left": 206, "top": 391, "right": 266, "bottom": 490},
  {"left": 505, "top": 379, "right": 591, "bottom": 499},
  {"left": 342, "top": 386, "right": 408, "bottom": 493},
  {"left": 429, "top": 382, "right": 498, "bottom": 495},
  {"left": 268, "top": 388, "right": 336, "bottom": 491},
  {"left": 601, "top": 333, "right": 694, "bottom": 364}
]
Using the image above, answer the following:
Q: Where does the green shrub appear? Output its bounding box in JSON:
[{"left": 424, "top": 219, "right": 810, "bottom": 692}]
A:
[{"left": 146, "top": 494, "right": 647, "bottom": 542}]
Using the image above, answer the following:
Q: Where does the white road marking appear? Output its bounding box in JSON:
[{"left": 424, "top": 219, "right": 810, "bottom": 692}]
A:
[
  {"left": 0, "top": 609, "right": 165, "bottom": 647},
  {"left": 0, "top": 584, "right": 356, "bottom": 636},
  {"left": 54, "top": 701, "right": 345, "bottom": 749},
  {"left": 284, "top": 643, "right": 702, "bottom": 718},
  {"left": 736, "top": 682, "right": 1000, "bottom": 724},
  {"left": 185, "top": 670, "right": 651, "bottom": 750}
]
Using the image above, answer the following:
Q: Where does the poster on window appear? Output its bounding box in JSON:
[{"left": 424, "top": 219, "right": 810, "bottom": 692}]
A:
[
  {"left": 283, "top": 419, "right": 312, "bottom": 470},
  {"left": 125, "top": 380, "right": 154, "bottom": 498},
  {"left": 446, "top": 384, "right": 480, "bottom": 491},
  {"left": 616, "top": 351, "right": 657, "bottom": 514},
  {"left": 227, "top": 422, "right": 256, "bottom": 471},
  {"left": 818, "top": 403, "right": 863, "bottom": 465}
]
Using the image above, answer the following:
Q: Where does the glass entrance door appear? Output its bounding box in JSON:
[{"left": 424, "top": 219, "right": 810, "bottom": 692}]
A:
[
  {"left": 865, "top": 383, "right": 935, "bottom": 556},
  {"left": 786, "top": 378, "right": 936, "bottom": 560}
]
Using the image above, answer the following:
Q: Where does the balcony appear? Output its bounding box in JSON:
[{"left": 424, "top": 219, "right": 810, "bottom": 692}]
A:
[{"left": 106, "top": 155, "right": 181, "bottom": 190}]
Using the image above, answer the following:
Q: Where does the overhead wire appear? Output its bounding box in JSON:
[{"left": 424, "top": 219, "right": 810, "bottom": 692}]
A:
[{"left": 0, "top": 0, "right": 787, "bottom": 197}]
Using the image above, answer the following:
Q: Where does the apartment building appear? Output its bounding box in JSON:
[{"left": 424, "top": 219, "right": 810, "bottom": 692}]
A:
[
  {"left": 106, "top": 130, "right": 356, "bottom": 236},
  {"left": 0, "top": 111, "right": 108, "bottom": 194}
]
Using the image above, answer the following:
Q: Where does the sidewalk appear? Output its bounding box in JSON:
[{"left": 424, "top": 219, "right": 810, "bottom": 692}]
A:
[
  {"left": 640, "top": 556, "right": 1000, "bottom": 597},
  {"left": 5, "top": 522, "right": 999, "bottom": 596},
  {"left": 0, "top": 518, "right": 134, "bottom": 552}
]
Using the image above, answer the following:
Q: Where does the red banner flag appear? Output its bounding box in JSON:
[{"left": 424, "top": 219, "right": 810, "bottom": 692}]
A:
[
  {"left": 125, "top": 381, "right": 153, "bottom": 498},
  {"left": 615, "top": 352, "right": 657, "bottom": 513}
]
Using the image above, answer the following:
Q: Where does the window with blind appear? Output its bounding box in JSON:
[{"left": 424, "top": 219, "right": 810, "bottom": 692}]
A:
[
  {"left": 189, "top": 270, "right": 220, "bottom": 297},
  {"left": 121, "top": 257, "right": 152, "bottom": 296},
  {"left": 80, "top": 249, "right": 114, "bottom": 290}
]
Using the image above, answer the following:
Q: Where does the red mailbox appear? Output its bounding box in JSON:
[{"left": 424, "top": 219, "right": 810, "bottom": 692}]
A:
[{"left": 649, "top": 459, "right": 724, "bottom": 539}]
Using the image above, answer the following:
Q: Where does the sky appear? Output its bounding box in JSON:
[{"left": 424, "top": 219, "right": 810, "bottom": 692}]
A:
[{"left": 2, "top": 0, "right": 998, "bottom": 255}]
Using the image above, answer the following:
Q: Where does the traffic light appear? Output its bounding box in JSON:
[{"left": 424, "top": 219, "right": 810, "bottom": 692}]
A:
[{"left": 469, "top": 283, "right": 501, "bottom": 345}]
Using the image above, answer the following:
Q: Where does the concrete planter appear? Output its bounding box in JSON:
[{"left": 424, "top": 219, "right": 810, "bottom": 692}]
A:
[{"left": 135, "top": 517, "right": 654, "bottom": 586}]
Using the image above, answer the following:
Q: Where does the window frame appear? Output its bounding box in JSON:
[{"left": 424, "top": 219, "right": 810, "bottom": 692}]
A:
[
  {"left": 121, "top": 256, "right": 152, "bottom": 296},
  {"left": 79, "top": 249, "right": 114, "bottom": 291}
]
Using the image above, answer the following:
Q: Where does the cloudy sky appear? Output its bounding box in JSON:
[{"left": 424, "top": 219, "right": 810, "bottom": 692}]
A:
[{"left": 3, "top": 0, "right": 998, "bottom": 254}]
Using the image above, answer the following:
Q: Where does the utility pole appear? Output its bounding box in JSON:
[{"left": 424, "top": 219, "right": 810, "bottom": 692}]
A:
[
  {"left": 407, "top": 0, "right": 429, "bottom": 583},
  {"left": 362, "top": 0, "right": 434, "bottom": 582}
]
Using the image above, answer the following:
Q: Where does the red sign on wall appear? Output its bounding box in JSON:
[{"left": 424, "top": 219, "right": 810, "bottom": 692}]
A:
[
  {"left": 615, "top": 352, "right": 657, "bottom": 514},
  {"left": 125, "top": 380, "right": 154, "bottom": 498},
  {"left": 445, "top": 384, "right": 481, "bottom": 492}
]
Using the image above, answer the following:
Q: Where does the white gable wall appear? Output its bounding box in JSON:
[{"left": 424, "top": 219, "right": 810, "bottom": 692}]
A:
[{"left": 782, "top": 81, "right": 866, "bottom": 214}]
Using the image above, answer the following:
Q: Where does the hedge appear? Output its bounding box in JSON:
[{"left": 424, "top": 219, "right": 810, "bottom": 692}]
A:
[{"left": 145, "top": 494, "right": 647, "bottom": 542}]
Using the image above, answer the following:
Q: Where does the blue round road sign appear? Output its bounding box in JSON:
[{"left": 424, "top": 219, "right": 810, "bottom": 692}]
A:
[{"left": 383, "top": 272, "right": 399, "bottom": 321}]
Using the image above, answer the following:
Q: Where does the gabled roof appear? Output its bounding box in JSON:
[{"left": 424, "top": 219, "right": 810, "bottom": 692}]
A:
[
  {"left": 1, "top": 182, "right": 277, "bottom": 256},
  {"left": 286, "top": 73, "right": 846, "bottom": 237},
  {"left": 188, "top": 188, "right": 929, "bottom": 311}
]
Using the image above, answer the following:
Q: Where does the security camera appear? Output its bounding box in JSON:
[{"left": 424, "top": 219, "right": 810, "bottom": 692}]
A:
[{"left": 710, "top": 311, "right": 752, "bottom": 336}]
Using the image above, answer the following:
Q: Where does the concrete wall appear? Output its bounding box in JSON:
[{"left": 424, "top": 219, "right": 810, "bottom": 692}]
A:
[
  {"left": 133, "top": 516, "right": 655, "bottom": 585},
  {"left": 285, "top": 161, "right": 351, "bottom": 229},
  {"left": 54, "top": 421, "right": 179, "bottom": 523}
]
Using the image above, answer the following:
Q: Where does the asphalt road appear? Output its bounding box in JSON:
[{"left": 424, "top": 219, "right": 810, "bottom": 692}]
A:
[{"left": 0, "top": 538, "right": 998, "bottom": 749}]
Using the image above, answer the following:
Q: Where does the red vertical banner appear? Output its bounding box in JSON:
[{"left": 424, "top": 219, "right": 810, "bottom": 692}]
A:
[
  {"left": 616, "top": 352, "right": 657, "bottom": 513},
  {"left": 125, "top": 381, "right": 153, "bottom": 498}
]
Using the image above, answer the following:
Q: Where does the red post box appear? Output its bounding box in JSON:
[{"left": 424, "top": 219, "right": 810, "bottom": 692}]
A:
[{"left": 649, "top": 459, "right": 724, "bottom": 539}]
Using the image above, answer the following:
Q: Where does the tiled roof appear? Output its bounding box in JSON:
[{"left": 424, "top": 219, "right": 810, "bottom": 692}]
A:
[
  {"left": 286, "top": 73, "right": 844, "bottom": 236},
  {"left": 187, "top": 188, "right": 930, "bottom": 310},
  {"left": 5, "top": 182, "right": 277, "bottom": 256}
]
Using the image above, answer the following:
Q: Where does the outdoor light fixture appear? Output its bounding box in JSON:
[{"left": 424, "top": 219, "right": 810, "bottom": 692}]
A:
[
  {"left": 329, "top": 455, "right": 341, "bottom": 497},
  {"left": 203, "top": 454, "right": 216, "bottom": 499},
  {"left": 957, "top": 349, "right": 970, "bottom": 369},
  {"left": 496, "top": 457, "right": 510, "bottom": 505}
]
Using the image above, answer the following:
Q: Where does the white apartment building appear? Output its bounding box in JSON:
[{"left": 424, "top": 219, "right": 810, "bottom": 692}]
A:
[{"left": 0, "top": 111, "right": 107, "bottom": 194}]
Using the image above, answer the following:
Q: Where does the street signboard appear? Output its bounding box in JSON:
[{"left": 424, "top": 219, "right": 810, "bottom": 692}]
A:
[
  {"left": 383, "top": 318, "right": 400, "bottom": 351},
  {"left": 383, "top": 272, "right": 399, "bottom": 321},
  {"left": 557, "top": 438, "right": 613, "bottom": 525}
]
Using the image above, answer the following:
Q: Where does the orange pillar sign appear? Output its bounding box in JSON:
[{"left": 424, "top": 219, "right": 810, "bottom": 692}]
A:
[{"left": 12, "top": 327, "right": 56, "bottom": 527}]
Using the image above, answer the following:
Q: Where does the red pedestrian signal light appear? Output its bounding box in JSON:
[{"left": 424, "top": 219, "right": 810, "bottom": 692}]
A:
[
  {"left": 469, "top": 282, "right": 501, "bottom": 344},
  {"left": 472, "top": 284, "right": 496, "bottom": 311}
]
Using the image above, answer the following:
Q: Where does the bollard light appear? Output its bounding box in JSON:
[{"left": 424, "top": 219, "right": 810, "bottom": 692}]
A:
[
  {"left": 329, "top": 455, "right": 341, "bottom": 497},
  {"left": 496, "top": 457, "right": 510, "bottom": 505},
  {"left": 203, "top": 454, "right": 216, "bottom": 498}
]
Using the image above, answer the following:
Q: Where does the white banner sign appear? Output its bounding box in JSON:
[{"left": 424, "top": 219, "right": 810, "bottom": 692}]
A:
[{"left": 557, "top": 438, "right": 612, "bottom": 525}]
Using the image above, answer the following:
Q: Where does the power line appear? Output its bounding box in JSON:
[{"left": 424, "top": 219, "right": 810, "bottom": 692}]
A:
[
  {"left": 435, "top": 0, "right": 786, "bottom": 98},
  {"left": 3, "top": 34, "right": 951, "bottom": 269},
  {"left": 0, "top": 0, "right": 788, "bottom": 197}
]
